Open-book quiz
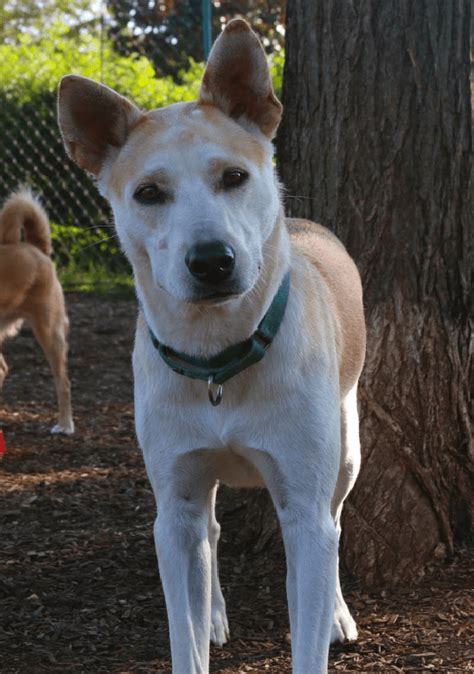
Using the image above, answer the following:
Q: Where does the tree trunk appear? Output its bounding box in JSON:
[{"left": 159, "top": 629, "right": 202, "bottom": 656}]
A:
[{"left": 277, "top": 0, "right": 473, "bottom": 585}]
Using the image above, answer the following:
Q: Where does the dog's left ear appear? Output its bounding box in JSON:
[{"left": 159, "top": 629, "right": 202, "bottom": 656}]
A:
[{"left": 198, "top": 19, "right": 282, "bottom": 138}]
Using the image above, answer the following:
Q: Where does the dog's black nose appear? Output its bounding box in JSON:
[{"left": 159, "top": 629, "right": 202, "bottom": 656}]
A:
[{"left": 185, "top": 240, "right": 235, "bottom": 284}]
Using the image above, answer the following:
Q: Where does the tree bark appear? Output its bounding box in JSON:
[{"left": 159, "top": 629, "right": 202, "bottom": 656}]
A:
[{"left": 277, "top": 0, "right": 473, "bottom": 585}]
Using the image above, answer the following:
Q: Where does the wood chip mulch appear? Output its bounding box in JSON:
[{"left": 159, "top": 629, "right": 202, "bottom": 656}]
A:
[{"left": 1, "top": 294, "right": 473, "bottom": 673}]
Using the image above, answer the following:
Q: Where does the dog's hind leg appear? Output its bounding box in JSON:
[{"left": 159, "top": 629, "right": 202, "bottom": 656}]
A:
[
  {"left": 30, "top": 312, "right": 74, "bottom": 435},
  {"left": 0, "top": 319, "right": 23, "bottom": 390},
  {"left": 330, "top": 385, "right": 361, "bottom": 643},
  {"left": 208, "top": 482, "right": 229, "bottom": 647},
  {"left": 0, "top": 351, "right": 8, "bottom": 390}
]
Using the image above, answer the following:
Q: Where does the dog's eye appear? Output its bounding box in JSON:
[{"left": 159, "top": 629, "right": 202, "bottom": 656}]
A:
[
  {"left": 134, "top": 184, "right": 167, "bottom": 205},
  {"left": 222, "top": 169, "right": 249, "bottom": 189}
]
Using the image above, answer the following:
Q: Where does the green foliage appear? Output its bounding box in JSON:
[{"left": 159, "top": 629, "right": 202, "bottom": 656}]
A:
[
  {"left": 51, "top": 222, "right": 123, "bottom": 268},
  {"left": 58, "top": 264, "right": 134, "bottom": 294},
  {"left": 270, "top": 49, "right": 285, "bottom": 99},
  {"left": 0, "top": 0, "right": 94, "bottom": 43},
  {"left": 0, "top": 20, "right": 282, "bottom": 106},
  {"left": 0, "top": 22, "right": 204, "bottom": 108},
  {"left": 51, "top": 222, "right": 133, "bottom": 292}
]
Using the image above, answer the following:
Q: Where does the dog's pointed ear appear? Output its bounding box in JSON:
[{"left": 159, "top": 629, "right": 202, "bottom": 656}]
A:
[
  {"left": 57, "top": 75, "right": 141, "bottom": 176},
  {"left": 198, "top": 19, "right": 282, "bottom": 138}
]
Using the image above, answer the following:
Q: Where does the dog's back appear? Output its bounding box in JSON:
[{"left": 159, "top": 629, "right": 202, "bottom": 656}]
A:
[
  {"left": 288, "top": 218, "right": 366, "bottom": 397},
  {"left": 0, "top": 189, "right": 51, "bottom": 255}
]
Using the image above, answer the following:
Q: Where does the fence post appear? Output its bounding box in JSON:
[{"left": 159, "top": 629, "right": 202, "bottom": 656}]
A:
[{"left": 202, "top": 0, "right": 212, "bottom": 60}]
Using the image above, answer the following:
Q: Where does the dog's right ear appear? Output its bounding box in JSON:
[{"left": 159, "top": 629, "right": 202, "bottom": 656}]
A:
[
  {"left": 57, "top": 75, "right": 141, "bottom": 176},
  {"left": 198, "top": 19, "right": 282, "bottom": 138}
]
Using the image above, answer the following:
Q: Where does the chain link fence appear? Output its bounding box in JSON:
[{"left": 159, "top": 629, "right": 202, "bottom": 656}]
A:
[
  {"left": 0, "top": 6, "right": 131, "bottom": 290},
  {"left": 0, "top": 1, "right": 284, "bottom": 291},
  {"left": 0, "top": 93, "right": 121, "bottom": 290}
]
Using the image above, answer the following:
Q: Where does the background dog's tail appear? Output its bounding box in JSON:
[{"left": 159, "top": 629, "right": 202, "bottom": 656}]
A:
[{"left": 0, "top": 189, "right": 52, "bottom": 256}]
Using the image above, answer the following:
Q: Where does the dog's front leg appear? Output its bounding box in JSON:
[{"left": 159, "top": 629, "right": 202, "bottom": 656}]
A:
[
  {"left": 148, "top": 449, "right": 223, "bottom": 674},
  {"left": 154, "top": 489, "right": 212, "bottom": 674}
]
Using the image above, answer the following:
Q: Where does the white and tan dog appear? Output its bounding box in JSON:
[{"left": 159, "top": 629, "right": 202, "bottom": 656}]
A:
[
  {"left": 0, "top": 190, "right": 74, "bottom": 435},
  {"left": 58, "top": 19, "right": 365, "bottom": 673}
]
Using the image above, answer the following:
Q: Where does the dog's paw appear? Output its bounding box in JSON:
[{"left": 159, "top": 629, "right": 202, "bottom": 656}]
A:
[
  {"left": 210, "top": 606, "right": 229, "bottom": 647},
  {"left": 50, "top": 421, "right": 75, "bottom": 435},
  {"left": 331, "top": 604, "right": 358, "bottom": 644}
]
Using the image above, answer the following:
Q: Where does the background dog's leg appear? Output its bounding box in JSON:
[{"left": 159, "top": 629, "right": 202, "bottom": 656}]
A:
[
  {"left": 0, "top": 350, "right": 8, "bottom": 389},
  {"left": 331, "top": 385, "right": 361, "bottom": 643},
  {"left": 208, "top": 482, "right": 229, "bottom": 647},
  {"left": 0, "top": 319, "right": 23, "bottom": 390},
  {"left": 31, "top": 316, "right": 74, "bottom": 434},
  {"left": 154, "top": 485, "right": 212, "bottom": 674}
]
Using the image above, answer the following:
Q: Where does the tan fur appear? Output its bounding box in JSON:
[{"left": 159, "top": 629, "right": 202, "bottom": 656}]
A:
[
  {"left": 107, "top": 103, "right": 266, "bottom": 199},
  {"left": 0, "top": 189, "right": 52, "bottom": 255},
  {"left": 288, "top": 218, "right": 366, "bottom": 396},
  {"left": 0, "top": 191, "right": 74, "bottom": 434},
  {"left": 58, "top": 75, "right": 141, "bottom": 175},
  {"left": 199, "top": 18, "right": 282, "bottom": 137}
]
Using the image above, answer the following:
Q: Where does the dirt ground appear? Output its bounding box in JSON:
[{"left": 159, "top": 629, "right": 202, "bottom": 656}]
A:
[{"left": 0, "top": 293, "right": 472, "bottom": 673}]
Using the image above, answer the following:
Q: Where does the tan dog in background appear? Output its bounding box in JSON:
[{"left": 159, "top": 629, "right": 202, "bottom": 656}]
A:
[{"left": 0, "top": 190, "right": 74, "bottom": 434}]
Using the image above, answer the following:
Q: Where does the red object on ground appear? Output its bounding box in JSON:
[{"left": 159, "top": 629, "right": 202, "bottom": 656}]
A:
[{"left": 0, "top": 430, "right": 6, "bottom": 458}]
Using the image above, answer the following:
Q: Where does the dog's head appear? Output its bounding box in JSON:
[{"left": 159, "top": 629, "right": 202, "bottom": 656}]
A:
[{"left": 58, "top": 19, "right": 283, "bottom": 305}]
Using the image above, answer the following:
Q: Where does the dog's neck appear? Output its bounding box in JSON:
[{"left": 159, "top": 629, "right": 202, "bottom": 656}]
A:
[{"left": 135, "top": 211, "right": 290, "bottom": 358}]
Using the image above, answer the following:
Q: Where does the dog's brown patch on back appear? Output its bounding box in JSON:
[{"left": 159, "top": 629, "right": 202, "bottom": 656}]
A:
[{"left": 288, "top": 218, "right": 366, "bottom": 395}]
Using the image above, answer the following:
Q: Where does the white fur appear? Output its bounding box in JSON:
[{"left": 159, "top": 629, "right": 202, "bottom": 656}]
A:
[{"left": 132, "top": 278, "right": 344, "bottom": 672}]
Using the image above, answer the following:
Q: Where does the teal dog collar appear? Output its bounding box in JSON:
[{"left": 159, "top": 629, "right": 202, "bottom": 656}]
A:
[{"left": 147, "top": 272, "right": 290, "bottom": 405}]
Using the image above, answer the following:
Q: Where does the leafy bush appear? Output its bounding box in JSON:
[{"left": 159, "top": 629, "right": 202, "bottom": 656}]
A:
[
  {"left": 50, "top": 222, "right": 133, "bottom": 292},
  {"left": 270, "top": 49, "right": 284, "bottom": 98},
  {"left": 0, "top": 23, "right": 204, "bottom": 107},
  {"left": 51, "top": 222, "right": 124, "bottom": 269}
]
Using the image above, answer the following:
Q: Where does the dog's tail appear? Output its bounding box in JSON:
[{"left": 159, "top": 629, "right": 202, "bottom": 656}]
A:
[{"left": 0, "top": 189, "right": 52, "bottom": 256}]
